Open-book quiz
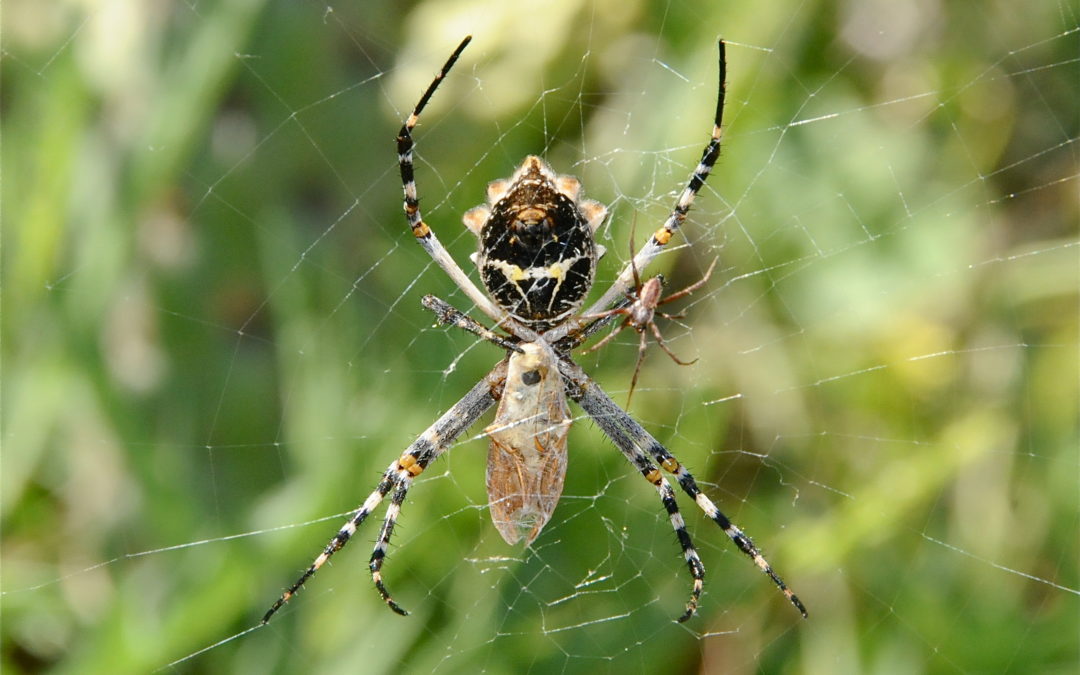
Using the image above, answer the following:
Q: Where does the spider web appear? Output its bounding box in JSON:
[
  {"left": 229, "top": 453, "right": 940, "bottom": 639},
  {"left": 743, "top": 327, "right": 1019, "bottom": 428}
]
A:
[{"left": 3, "top": 1, "right": 1078, "bottom": 673}]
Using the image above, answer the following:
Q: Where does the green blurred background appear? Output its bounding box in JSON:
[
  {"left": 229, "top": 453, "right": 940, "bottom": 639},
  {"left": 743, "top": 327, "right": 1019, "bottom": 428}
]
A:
[{"left": 3, "top": 1, "right": 1077, "bottom": 673}]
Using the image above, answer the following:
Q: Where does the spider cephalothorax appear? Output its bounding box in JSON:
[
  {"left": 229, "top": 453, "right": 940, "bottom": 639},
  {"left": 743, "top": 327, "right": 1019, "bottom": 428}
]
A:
[{"left": 464, "top": 156, "right": 607, "bottom": 328}]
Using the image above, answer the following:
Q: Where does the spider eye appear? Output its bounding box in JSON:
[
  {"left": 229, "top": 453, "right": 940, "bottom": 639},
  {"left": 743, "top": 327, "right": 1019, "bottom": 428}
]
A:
[{"left": 521, "top": 370, "right": 542, "bottom": 386}]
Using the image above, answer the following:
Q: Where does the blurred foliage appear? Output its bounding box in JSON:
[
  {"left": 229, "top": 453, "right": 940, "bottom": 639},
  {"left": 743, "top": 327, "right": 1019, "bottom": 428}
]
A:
[{"left": 2, "top": 1, "right": 1077, "bottom": 673}]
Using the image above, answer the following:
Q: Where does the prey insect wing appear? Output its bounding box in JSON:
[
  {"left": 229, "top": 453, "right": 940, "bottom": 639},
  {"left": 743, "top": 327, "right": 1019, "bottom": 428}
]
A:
[{"left": 485, "top": 342, "right": 571, "bottom": 545}]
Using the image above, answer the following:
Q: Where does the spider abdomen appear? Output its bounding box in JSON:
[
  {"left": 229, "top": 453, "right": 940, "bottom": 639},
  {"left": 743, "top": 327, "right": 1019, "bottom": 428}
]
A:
[{"left": 465, "top": 156, "right": 607, "bottom": 328}]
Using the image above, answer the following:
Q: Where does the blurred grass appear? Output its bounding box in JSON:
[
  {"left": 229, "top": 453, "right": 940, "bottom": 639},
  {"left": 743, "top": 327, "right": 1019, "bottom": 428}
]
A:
[{"left": 3, "top": 1, "right": 1077, "bottom": 674}]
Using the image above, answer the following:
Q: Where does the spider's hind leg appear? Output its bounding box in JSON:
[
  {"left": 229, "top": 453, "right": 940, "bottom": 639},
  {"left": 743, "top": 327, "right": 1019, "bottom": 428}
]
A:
[
  {"left": 666, "top": 463, "right": 807, "bottom": 617},
  {"left": 262, "top": 469, "right": 399, "bottom": 624}
]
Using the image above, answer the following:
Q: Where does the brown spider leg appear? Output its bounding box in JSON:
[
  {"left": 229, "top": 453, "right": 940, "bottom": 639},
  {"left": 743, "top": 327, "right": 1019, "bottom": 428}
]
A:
[
  {"left": 624, "top": 327, "right": 651, "bottom": 408},
  {"left": 579, "top": 315, "right": 632, "bottom": 355},
  {"left": 648, "top": 321, "right": 698, "bottom": 366},
  {"left": 561, "top": 358, "right": 807, "bottom": 620},
  {"left": 262, "top": 368, "right": 501, "bottom": 624},
  {"left": 556, "top": 295, "right": 634, "bottom": 354},
  {"left": 635, "top": 257, "right": 718, "bottom": 371},
  {"left": 656, "top": 257, "right": 719, "bottom": 306},
  {"left": 656, "top": 310, "right": 687, "bottom": 320},
  {"left": 578, "top": 305, "right": 627, "bottom": 324}
]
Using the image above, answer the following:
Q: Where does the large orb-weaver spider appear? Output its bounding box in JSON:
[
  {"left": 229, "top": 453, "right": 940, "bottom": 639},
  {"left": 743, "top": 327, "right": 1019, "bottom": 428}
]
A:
[{"left": 263, "top": 36, "right": 806, "bottom": 624}]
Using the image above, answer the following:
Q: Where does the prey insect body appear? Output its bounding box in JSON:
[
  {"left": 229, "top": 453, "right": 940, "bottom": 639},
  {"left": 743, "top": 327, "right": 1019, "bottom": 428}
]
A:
[{"left": 485, "top": 341, "right": 570, "bottom": 545}]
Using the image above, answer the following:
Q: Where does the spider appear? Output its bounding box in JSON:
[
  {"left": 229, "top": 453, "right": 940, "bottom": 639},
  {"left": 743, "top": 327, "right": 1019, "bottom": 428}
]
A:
[
  {"left": 262, "top": 36, "right": 806, "bottom": 625},
  {"left": 581, "top": 229, "right": 720, "bottom": 405}
]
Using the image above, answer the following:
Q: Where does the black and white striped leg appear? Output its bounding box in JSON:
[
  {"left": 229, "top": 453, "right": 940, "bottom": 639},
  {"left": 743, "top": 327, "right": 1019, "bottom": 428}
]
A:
[
  {"left": 658, "top": 478, "right": 707, "bottom": 621},
  {"left": 262, "top": 470, "right": 397, "bottom": 624},
  {"left": 567, "top": 40, "right": 728, "bottom": 333},
  {"left": 652, "top": 454, "right": 806, "bottom": 617},
  {"left": 560, "top": 357, "right": 807, "bottom": 619},
  {"left": 395, "top": 37, "right": 527, "bottom": 329},
  {"left": 370, "top": 482, "right": 412, "bottom": 615},
  {"left": 572, "top": 381, "right": 706, "bottom": 620},
  {"left": 262, "top": 368, "right": 502, "bottom": 624},
  {"left": 635, "top": 452, "right": 707, "bottom": 620},
  {"left": 396, "top": 37, "right": 470, "bottom": 239}
]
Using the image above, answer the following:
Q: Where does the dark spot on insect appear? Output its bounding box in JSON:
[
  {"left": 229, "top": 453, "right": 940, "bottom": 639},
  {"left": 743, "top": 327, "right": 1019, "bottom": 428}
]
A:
[{"left": 521, "top": 370, "right": 541, "bottom": 385}]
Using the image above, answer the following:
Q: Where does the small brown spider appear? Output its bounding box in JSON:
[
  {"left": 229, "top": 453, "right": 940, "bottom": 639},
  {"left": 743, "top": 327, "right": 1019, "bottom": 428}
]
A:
[{"left": 583, "top": 251, "right": 718, "bottom": 405}]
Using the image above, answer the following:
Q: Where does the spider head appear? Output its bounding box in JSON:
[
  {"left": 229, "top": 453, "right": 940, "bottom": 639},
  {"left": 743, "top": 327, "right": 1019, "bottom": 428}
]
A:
[
  {"left": 630, "top": 276, "right": 665, "bottom": 325},
  {"left": 464, "top": 156, "right": 607, "bottom": 329}
]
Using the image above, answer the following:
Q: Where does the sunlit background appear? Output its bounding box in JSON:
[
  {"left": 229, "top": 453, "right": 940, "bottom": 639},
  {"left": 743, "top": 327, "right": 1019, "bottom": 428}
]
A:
[{"left": 3, "top": 1, "right": 1077, "bottom": 673}]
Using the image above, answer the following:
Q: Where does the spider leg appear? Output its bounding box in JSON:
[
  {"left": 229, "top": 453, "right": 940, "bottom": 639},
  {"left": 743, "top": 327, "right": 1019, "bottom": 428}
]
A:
[
  {"left": 397, "top": 38, "right": 536, "bottom": 338},
  {"left": 629, "top": 221, "right": 643, "bottom": 291},
  {"left": 649, "top": 321, "right": 698, "bottom": 367},
  {"left": 579, "top": 316, "right": 631, "bottom": 355},
  {"left": 624, "top": 326, "right": 650, "bottom": 407},
  {"left": 559, "top": 295, "right": 635, "bottom": 353},
  {"left": 560, "top": 358, "right": 807, "bottom": 619},
  {"left": 656, "top": 310, "right": 687, "bottom": 321},
  {"left": 262, "top": 469, "right": 397, "bottom": 624},
  {"left": 370, "top": 482, "right": 411, "bottom": 614},
  {"left": 569, "top": 41, "right": 727, "bottom": 327},
  {"left": 562, "top": 366, "right": 704, "bottom": 621},
  {"left": 664, "top": 457, "right": 806, "bottom": 617},
  {"left": 424, "top": 292, "right": 630, "bottom": 361},
  {"left": 579, "top": 306, "right": 628, "bottom": 323},
  {"left": 422, "top": 295, "right": 523, "bottom": 353},
  {"left": 657, "top": 257, "right": 719, "bottom": 306},
  {"left": 262, "top": 365, "right": 502, "bottom": 624},
  {"left": 579, "top": 285, "right": 645, "bottom": 354}
]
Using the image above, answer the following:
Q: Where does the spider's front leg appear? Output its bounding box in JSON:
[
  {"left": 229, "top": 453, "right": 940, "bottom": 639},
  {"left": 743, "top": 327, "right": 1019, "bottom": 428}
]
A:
[
  {"left": 262, "top": 364, "right": 504, "bottom": 624},
  {"left": 558, "top": 360, "right": 707, "bottom": 621},
  {"left": 559, "top": 357, "right": 807, "bottom": 620}
]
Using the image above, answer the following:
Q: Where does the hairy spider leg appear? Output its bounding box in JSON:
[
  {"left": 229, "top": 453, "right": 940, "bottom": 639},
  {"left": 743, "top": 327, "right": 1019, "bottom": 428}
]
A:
[
  {"left": 395, "top": 36, "right": 537, "bottom": 340},
  {"left": 561, "top": 357, "right": 807, "bottom": 620},
  {"left": 548, "top": 40, "right": 728, "bottom": 342},
  {"left": 262, "top": 366, "right": 502, "bottom": 623}
]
